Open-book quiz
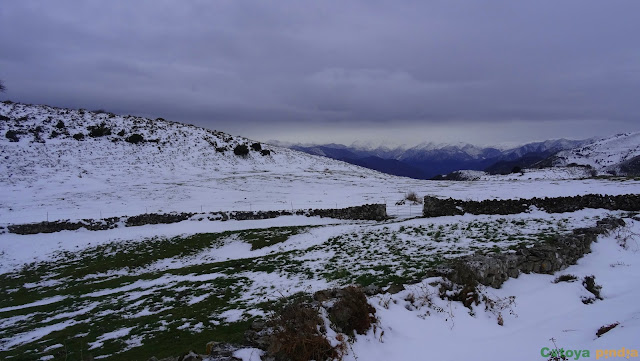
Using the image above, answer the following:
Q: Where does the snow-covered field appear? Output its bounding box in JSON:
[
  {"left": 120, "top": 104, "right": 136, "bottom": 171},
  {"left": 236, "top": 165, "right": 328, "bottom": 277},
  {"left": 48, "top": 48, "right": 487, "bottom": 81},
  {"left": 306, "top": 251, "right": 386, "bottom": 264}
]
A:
[
  {"left": 1, "top": 102, "right": 639, "bottom": 361},
  {"left": 1, "top": 210, "right": 639, "bottom": 361}
]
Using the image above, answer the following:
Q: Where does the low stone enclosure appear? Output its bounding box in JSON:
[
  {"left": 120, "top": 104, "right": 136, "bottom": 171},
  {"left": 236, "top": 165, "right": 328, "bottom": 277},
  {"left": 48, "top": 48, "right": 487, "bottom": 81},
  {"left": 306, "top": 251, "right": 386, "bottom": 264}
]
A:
[
  {"left": 421, "top": 194, "right": 640, "bottom": 288},
  {"left": 5, "top": 203, "right": 387, "bottom": 235},
  {"left": 440, "top": 217, "right": 627, "bottom": 288},
  {"left": 423, "top": 193, "right": 640, "bottom": 217}
]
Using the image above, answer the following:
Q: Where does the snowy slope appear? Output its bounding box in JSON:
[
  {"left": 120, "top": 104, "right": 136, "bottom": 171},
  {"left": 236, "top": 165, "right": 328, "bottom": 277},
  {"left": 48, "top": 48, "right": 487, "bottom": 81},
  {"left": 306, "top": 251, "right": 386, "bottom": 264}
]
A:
[
  {"left": 0, "top": 102, "right": 394, "bottom": 222},
  {"left": 1, "top": 101, "right": 639, "bottom": 225},
  {"left": 554, "top": 132, "right": 640, "bottom": 174}
]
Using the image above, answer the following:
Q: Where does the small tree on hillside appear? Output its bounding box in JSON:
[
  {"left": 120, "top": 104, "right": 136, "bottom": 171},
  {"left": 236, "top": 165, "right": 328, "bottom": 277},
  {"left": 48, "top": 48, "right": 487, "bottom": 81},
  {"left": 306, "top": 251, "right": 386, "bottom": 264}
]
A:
[{"left": 0, "top": 80, "right": 5, "bottom": 92}]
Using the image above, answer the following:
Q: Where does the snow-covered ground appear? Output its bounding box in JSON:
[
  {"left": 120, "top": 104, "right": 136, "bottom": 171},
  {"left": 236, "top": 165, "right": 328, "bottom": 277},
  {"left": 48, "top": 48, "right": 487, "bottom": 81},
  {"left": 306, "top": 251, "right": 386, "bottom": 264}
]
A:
[
  {"left": 1, "top": 208, "right": 637, "bottom": 360},
  {"left": 1, "top": 102, "right": 639, "bottom": 361},
  {"left": 346, "top": 218, "right": 640, "bottom": 361}
]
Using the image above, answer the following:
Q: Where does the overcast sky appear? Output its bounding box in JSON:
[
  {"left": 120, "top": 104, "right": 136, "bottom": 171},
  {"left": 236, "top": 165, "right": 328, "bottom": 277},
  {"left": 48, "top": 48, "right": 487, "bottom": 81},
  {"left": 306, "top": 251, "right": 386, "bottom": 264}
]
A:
[{"left": 1, "top": 1, "right": 639, "bottom": 147}]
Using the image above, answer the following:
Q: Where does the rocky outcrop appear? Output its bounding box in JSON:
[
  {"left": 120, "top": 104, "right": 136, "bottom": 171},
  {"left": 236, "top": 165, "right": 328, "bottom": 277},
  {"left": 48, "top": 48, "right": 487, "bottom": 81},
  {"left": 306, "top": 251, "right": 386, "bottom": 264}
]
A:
[
  {"left": 423, "top": 193, "right": 640, "bottom": 217},
  {"left": 441, "top": 217, "right": 626, "bottom": 288},
  {"left": 6, "top": 204, "right": 387, "bottom": 235}
]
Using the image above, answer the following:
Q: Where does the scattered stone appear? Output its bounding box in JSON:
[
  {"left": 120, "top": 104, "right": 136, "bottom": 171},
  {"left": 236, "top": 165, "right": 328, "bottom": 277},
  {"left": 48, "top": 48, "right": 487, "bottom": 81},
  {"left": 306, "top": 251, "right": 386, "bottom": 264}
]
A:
[
  {"left": 363, "top": 284, "right": 382, "bottom": 296},
  {"left": 205, "top": 342, "right": 240, "bottom": 360},
  {"left": 386, "top": 284, "right": 405, "bottom": 294},
  {"left": 177, "top": 351, "right": 202, "bottom": 361},
  {"left": 250, "top": 321, "right": 266, "bottom": 331}
]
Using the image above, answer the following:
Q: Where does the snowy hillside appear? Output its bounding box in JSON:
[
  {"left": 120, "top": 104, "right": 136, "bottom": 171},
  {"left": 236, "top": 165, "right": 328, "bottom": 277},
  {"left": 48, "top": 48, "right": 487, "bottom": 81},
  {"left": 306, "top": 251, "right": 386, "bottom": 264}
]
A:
[
  {"left": 0, "top": 102, "right": 393, "bottom": 223},
  {"left": 553, "top": 132, "right": 640, "bottom": 175}
]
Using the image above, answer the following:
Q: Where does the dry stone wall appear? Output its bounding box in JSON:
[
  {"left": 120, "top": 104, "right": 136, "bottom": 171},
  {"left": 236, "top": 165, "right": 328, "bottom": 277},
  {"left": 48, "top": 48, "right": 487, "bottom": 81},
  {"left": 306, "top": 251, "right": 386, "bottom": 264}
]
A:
[
  {"left": 440, "top": 217, "right": 626, "bottom": 288},
  {"left": 423, "top": 193, "right": 640, "bottom": 217},
  {"left": 6, "top": 204, "right": 387, "bottom": 235}
]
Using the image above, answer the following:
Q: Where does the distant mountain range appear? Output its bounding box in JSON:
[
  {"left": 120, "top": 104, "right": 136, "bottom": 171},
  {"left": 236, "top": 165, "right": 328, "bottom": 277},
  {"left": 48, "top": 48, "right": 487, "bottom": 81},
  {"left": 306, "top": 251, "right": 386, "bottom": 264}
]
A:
[{"left": 277, "top": 139, "right": 591, "bottom": 179}]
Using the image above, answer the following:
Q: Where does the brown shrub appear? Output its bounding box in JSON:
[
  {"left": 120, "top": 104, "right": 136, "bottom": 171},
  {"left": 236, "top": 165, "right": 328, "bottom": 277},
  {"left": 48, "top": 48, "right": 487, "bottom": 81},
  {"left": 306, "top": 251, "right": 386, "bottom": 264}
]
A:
[
  {"left": 329, "top": 286, "right": 376, "bottom": 336},
  {"left": 404, "top": 191, "right": 422, "bottom": 203},
  {"left": 267, "top": 300, "right": 337, "bottom": 361}
]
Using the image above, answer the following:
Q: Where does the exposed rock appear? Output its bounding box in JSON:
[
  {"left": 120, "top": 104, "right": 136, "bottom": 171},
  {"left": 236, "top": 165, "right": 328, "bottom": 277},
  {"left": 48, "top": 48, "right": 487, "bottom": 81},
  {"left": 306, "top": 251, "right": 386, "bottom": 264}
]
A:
[
  {"left": 205, "top": 342, "right": 241, "bottom": 360},
  {"left": 177, "top": 351, "right": 202, "bottom": 361},
  {"left": 386, "top": 284, "right": 405, "bottom": 294},
  {"left": 362, "top": 284, "right": 382, "bottom": 296},
  {"left": 250, "top": 321, "right": 266, "bottom": 331},
  {"left": 244, "top": 329, "right": 271, "bottom": 350}
]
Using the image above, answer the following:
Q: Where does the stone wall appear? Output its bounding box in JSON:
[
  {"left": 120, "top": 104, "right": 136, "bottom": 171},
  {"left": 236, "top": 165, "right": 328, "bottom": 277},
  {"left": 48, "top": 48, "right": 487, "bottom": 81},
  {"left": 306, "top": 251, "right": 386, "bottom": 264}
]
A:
[
  {"left": 440, "top": 217, "right": 626, "bottom": 288},
  {"left": 306, "top": 203, "right": 388, "bottom": 221},
  {"left": 6, "top": 203, "right": 387, "bottom": 235},
  {"left": 423, "top": 193, "right": 640, "bottom": 217}
]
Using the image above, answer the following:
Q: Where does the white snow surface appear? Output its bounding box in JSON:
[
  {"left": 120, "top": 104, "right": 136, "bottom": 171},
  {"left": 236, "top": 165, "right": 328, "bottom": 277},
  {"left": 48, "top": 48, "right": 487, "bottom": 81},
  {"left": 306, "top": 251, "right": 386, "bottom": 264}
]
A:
[{"left": 1, "top": 102, "right": 639, "bottom": 225}]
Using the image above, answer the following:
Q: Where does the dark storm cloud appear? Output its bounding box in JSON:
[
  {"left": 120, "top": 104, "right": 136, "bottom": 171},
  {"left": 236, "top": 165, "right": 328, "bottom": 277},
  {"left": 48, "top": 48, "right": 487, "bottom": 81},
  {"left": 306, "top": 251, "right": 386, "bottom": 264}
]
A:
[{"left": 1, "top": 1, "right": 639, "bottom": 144}]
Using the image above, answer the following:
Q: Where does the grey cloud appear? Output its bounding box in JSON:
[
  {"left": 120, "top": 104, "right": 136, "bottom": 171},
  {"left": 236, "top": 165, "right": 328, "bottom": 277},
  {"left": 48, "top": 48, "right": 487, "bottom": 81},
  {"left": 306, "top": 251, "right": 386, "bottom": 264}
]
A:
[{"left": 0, "top": 0, "right": 639, "bottom": 145}]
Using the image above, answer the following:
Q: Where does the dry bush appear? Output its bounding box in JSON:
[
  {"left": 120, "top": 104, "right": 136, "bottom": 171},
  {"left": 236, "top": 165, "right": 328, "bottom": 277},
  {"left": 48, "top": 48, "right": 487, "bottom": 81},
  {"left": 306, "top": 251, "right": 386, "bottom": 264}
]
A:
[
  {"left": 553, "top": 274, "right": 578, "bottom": 283},
  {"left": 329, "top": 286, "right": 377, "bottom": 337},
  {"left": 267, "top": 300, "right": 338, "bottom": 361},
  {"left": 404, "top": 191, "right": 422, "bottom": 204},
  {"left": 581, "top": 275, "right": 602, "bottom": 304}
]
